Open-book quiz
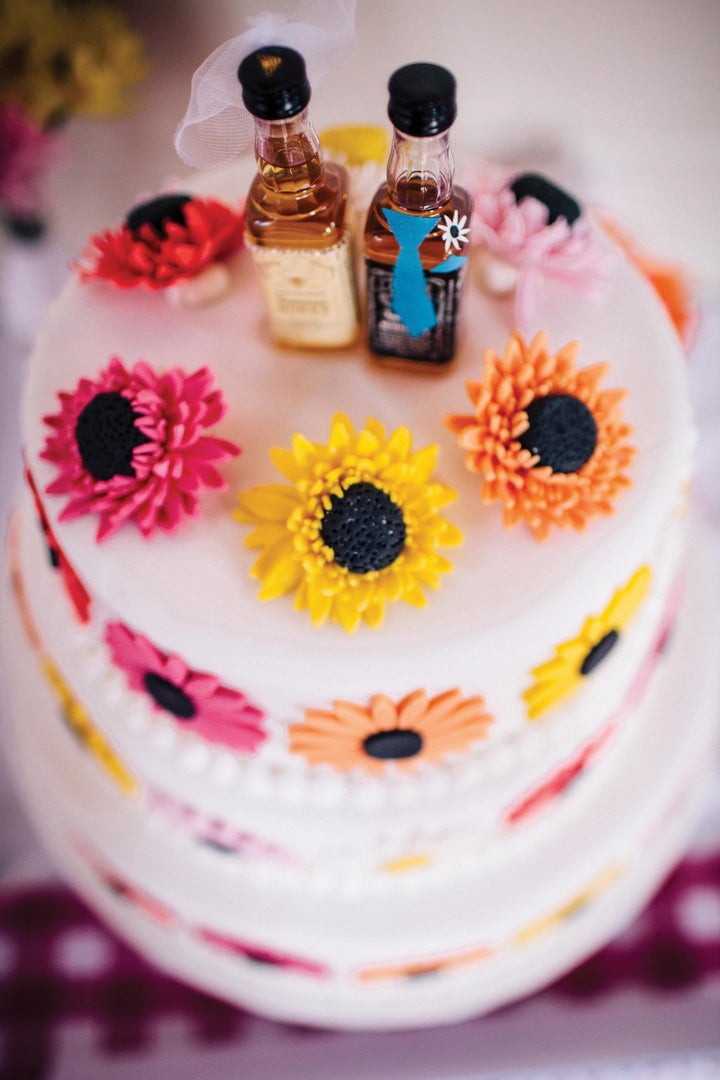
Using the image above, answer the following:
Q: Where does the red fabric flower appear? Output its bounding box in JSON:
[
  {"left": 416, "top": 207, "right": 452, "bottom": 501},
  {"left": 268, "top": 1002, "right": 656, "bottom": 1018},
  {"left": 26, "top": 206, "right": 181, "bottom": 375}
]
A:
[
  {"left": 41, "top": 357, "right": 239, "bottom": 541},
  {"left": 78, "top": 196, "right": 244, "bottom": 289},
  {"left": 26, "top": 467, "right": 91, "bottom": 623}
]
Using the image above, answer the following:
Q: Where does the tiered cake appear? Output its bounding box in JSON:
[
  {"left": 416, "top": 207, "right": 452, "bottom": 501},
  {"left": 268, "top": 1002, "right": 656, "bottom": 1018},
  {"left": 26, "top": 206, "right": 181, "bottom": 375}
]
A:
[{"left": 2, "top": 154, "right": 719, "bottom": 1028}]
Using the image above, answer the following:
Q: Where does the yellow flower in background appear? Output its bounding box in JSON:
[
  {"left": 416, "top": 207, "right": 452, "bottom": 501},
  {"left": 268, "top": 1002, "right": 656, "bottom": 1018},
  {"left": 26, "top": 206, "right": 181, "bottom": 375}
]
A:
[
  {"left": 236, "top": 413, "right": 462, "bottom": 633},
  {"left": 523, "top": 565, "right": 652, "bottom": 720},
  {"left": 0, "top": 0, "right": 147, "bottom": 127},
  {"left": 319, "top": 124, "right": 389, "bottom": 167},
  {"left": 63, "top": 7, "right": 148, "bottom": 118}
]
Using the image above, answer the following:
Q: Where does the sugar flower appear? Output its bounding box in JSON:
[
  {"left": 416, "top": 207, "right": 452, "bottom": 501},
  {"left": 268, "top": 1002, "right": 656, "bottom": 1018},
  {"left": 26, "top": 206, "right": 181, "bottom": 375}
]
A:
[
  {"left": 473, "top": 169, "right": 612, "bottom": 325},
  {"left": 0, "top": 0, "right": 147, "bottom": 127},
  {"left": 197, "top": 927, "right": 329, "bottom": 978},
  {"left": 290, "top": 688, "right": 493, "bottom": 774},
  {"left": 523, "top": 566, "right": 652, "bottom": 719},
  {"left": 77, "top": 193, "right": 244, "bottom": 292},
  {"left": 235, "top": 413, "right": 462, "bottom": 633},
  {"left": 42, "top": 656, "right": 137, "bottom": 795},
  {"left": 357, "top": 943, "right": 491, "bottom": 984},
  {"left": 41, "top": 357, "right": 239, "bottom": 542},
  {"left": 105, "top": 621, "right": 267, "bottom": 754},
  {"left": 26, "top": 467, "right": 91, "bottom": 623},
  {"left": 446, "top": 331, "right": 635, "bottom": 541}
]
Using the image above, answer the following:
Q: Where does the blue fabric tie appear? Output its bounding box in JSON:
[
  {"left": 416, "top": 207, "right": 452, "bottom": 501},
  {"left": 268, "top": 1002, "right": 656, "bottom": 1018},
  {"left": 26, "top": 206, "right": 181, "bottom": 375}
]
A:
[{"left": 382, "top": 208, "right": 440, "bottom": 337}]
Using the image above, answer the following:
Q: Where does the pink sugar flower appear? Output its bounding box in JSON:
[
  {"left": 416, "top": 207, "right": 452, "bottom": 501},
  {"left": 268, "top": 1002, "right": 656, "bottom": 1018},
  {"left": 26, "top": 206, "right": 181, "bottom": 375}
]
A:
[
  {"left": 0, "top": 102, "right": 61, "bottom": 217},
  {"left": 41, "top": 357, "right": 239, "bottom": 541},
  {"left": 472, "top": 169, "right": 613, "bottom": 326},
  {"left": 105, "top": 621, "right": 268, "bottom": 754}
]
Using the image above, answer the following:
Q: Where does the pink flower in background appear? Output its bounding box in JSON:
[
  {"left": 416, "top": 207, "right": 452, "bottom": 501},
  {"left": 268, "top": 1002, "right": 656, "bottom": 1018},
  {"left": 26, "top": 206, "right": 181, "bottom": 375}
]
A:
[
  {"left": 473, "top": 170, "right": 613, "bottom": 326},
  {"left": 41, "top": 357, "right": 239, "bottom": 541},
  {"left": 0, "top": 102, "right": 61, "bottom": 217},
  {"left": 105, "top": 621, "right": 268, "bottom": 754}
]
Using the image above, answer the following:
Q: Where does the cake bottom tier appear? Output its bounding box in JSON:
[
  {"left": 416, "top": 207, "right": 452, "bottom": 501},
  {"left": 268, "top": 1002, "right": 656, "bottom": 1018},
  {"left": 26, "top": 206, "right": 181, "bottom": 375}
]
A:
[{"left": 2, "top": 517, "right": 719, "bottom": 1030}]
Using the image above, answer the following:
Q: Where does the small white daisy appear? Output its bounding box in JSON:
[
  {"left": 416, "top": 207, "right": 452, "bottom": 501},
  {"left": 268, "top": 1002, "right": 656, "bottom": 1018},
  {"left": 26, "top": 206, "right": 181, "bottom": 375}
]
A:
[{"left": 438, "top": 211, "right": 470, "bottom": 253}]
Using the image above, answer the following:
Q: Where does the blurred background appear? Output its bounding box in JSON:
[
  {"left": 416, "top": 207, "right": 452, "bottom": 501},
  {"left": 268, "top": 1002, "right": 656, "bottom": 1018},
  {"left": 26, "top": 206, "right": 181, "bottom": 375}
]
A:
[{"left": 1, "top": 1, "right": 719, "bottom": 1077}]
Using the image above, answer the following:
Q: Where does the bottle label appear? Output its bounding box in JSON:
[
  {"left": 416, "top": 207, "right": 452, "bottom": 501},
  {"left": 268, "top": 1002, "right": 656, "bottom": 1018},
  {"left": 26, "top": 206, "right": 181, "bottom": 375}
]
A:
[
  {"left": 249, "top": 235, "right": 358, "bottom": 348},
  {"left": 366, "top": 259, "right": 465, "bottom": 367}
]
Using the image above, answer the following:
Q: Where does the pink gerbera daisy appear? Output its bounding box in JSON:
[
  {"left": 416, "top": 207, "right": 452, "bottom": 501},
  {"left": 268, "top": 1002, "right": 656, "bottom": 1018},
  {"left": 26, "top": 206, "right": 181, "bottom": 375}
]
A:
[
  {"left": 77, "top": 193, "right": 244, "bottom": 290},
  {"left": 41, "top": 357, "right": 239, "bottom": 541},
  {"left": 105, "top": 621, "right": 267, "bottom": 754}
]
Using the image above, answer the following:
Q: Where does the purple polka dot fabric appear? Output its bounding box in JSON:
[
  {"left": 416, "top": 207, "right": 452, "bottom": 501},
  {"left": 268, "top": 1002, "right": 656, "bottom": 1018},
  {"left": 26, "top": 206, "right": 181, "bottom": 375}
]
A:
[{"left": 0, "top": 854, "right": 719, "bottom": 1079}]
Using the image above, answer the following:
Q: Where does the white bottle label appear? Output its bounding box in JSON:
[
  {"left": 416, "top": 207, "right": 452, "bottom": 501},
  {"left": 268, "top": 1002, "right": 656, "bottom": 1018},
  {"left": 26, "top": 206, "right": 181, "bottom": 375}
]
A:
[{"left": 249, "top": 234, "right": 358, "bottom": 348}]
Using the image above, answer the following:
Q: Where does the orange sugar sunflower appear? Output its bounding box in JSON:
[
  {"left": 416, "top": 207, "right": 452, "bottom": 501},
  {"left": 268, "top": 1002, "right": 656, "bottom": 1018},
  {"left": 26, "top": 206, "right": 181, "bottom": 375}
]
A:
[{"left": 446, "top": 331, "right": 635, "bottom": 541}]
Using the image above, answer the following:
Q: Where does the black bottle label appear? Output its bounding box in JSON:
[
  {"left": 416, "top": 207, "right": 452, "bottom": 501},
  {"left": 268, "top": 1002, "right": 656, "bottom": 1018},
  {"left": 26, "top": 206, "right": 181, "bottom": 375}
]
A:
[{"left": 366, "top": 260, "right": 464, "bottom": 367}]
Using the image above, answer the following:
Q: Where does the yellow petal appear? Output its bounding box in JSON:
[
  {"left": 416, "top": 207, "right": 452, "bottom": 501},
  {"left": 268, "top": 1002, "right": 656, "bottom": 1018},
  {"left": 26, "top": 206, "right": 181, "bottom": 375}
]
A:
[
  {"left": 243, "top": 522, "right": 288, "bottom": 549},
  {"left": 333, "top": 593, "right": 363, "bottom": 633},
  {"left": 356, "top": 427, "right": 381, "bottom": 456},
  {"left": 409, "top": 444, "right": 438, "bottom": 482},
  {"left": 385, "top": 425, "right": 412, "bottom": 461},
  {"left": 238, "top": 484, "right": 299, "bottom": 522},
  {"left": 270, "top": 446, "right": 306, "bottom": 482},
  {"left": 329, "top": 413, "right": 354, "bottom": 453},
  {"left": 306, "top": 577, "right": 335, "bottom": 626},
  {"left": 363, "top": 595, "right": 386, "bottom": 629},
  {"left": 291, "top": 432, "right": 317, "bottom": 466}
]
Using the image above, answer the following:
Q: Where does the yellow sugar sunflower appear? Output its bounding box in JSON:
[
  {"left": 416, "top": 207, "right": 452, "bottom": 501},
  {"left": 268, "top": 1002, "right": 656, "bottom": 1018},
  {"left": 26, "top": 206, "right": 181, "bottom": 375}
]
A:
[
  {"left": 235, "top": 413, "right": 462, "bottom": 632},
  {"left": 42, "top": 656, "right": 138, "bottom": 795},
  {"left": 523, "top": 565, "right": 652, "bottom": 720}
]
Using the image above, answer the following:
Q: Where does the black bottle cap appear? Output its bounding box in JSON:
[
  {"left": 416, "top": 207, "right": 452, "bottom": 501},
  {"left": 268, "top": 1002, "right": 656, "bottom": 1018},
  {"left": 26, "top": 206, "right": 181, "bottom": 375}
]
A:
[
  {"left": 387, "top": 63, "right": 457, "bottom": 137},
  {"left": 509, "top": 173, "right": 582, "bottom": 226},
  {"left": 237, "top": 45, "right": 311, "bottom": 121}
]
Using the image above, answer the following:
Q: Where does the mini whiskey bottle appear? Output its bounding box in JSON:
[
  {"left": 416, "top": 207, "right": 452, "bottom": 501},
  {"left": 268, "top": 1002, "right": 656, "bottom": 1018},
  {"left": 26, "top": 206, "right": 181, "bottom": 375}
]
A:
[
  {"left": 238, "top": 46, "right": 358, "bottom": 349},
  {"left": 364, "top": 63, "right": 472, "bottom": 370}
]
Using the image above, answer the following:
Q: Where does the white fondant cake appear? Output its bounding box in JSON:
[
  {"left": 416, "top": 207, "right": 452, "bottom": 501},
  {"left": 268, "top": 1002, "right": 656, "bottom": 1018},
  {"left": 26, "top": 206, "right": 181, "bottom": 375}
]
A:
[{"left": 2, "top": 157, "right": 719, "bottom": 1028}]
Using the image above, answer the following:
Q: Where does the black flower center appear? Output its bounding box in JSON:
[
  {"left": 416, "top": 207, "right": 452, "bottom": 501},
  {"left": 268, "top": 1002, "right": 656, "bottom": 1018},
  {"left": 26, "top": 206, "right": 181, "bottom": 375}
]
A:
[
  {"left": 580, "top": 629, "right": 619, "bottom": 676},
  {"left": 407, "top": 964, "right": 443, "bottom": 979},
  {"left": 143, "top": 672, "right": 197, "bottom": 719},
  {"left": 509, "top": 172, "right": 582, "bottom": 226},
  {"left": 363, "top": 729, "right": 423, "bottom": 761},
  {"left": 125, "top": 193, "right": 192, "bottom": 238},
  {"left": 242, "top": 947, "right": 284, "bottom": 967},
  {"left": 518, "top": 393, "right": 598, "bottom": 474},
  {"left": 319, "top": 481, "right": 407, "bottom": 574},
  {"left": 200, "top": 838, "right": 237, "bottom": 856},
  {"left": 75, "top": 391, "right": 149, "bottom": 482}
]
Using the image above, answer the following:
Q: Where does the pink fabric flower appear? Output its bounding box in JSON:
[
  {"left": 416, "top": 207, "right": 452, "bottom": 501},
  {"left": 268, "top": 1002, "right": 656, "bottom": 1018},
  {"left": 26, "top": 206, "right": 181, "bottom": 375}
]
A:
[
  {"left": 0, "top": 102, "right": 61, "bottom": 217},
  {"left": 197, "top": 926, "right": 329, "bottom": 977},
  {"left": 148, "top": 789, "right": 298, "bottom": 863},
  {"left": 473, "top": 170, "right": 613, "bottom": 326},
  {"left": 105, "top": 621, "right": 268, "bottom": 754},
  {"left": 77, "top": 195, "right": 244, "bottom": 289},
  {"left": 41, "top": 357, "right": 239, "bottom": 541}
]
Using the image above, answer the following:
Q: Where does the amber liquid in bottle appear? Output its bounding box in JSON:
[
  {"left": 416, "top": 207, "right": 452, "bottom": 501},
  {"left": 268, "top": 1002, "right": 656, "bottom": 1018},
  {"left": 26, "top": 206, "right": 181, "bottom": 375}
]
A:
[
  {"left": 365, "top": 114, "right": 471, "bottom": 371},
  {"left": 245, "top": 114, "right": 358, "bottom": 348}
]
